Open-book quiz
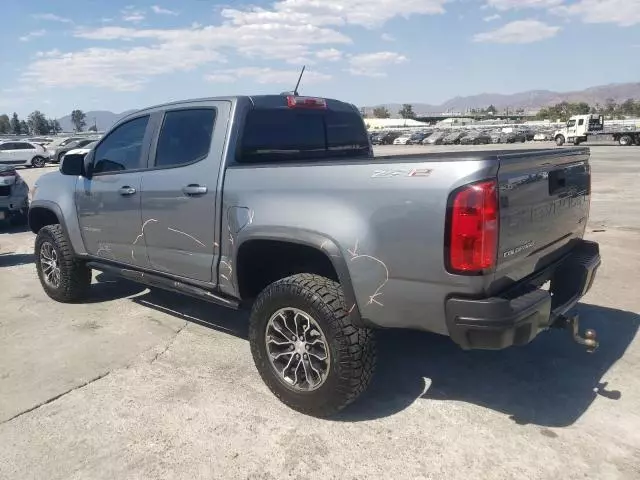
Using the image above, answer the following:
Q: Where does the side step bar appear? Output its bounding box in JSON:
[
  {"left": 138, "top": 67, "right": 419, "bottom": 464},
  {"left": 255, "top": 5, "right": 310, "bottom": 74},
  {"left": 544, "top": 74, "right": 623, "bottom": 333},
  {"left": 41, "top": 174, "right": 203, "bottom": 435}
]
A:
[{"left": 86, "top": 261, "right": 240, "bottom": 310}]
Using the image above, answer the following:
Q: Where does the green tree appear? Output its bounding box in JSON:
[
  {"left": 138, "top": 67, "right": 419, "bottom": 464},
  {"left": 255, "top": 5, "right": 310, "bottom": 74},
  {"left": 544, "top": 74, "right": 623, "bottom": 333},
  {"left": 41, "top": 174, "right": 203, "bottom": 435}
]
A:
[
  {"left": 27, "top": 110, "right": 50, "bottom": 135},
  {"left": 0, "top": 114, "right": 10, "bottom": 134},
  {"left": 398, "top": 104, "right": 415, "bottom": 119},
  {"left": 71, "top": 109, "right": 87, "bottom": 132},
  {"left": 19, "top": 120, "right": 30, "bottom": 135},
  {"left": 88, "top": 124, "right": 98, "bottom": 132},
  {"left": 49, "top": 119, "right": 62, "bottom": 134},
  {"left": 10, "top": 112, "right": 21, "bottom": 134},
  {"left": 373, "top": 106, "right": 390, "bottom": 119},
  {"left": 486, "top": 104, "right": 497, "bottom": 115}
]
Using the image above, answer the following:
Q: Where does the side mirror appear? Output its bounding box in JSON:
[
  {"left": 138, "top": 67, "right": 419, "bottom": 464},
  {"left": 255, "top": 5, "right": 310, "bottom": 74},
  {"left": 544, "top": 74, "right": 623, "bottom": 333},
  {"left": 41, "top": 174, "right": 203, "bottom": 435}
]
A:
[
  {"left": 83, "top": 151, "right": 94, "bottom": 179},
  {"left": 60, "top": 154, "right": 86, "bottom": 176}
]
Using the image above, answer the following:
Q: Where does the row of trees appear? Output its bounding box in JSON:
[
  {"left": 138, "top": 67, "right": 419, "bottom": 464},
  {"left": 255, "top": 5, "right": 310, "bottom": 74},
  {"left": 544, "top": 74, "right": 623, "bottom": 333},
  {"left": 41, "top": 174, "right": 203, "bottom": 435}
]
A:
[
  {"left": 537, "top": 99, "right": 640, "bottom": 122},
  {"left": 0, "top": 109, "right": 93, "bottom": 135},
  {"left": 372, "top": 104, "right": 417, "bottom": 119},
  {"left": 369, "top": 98, "right": 640, "bottom": 122}
]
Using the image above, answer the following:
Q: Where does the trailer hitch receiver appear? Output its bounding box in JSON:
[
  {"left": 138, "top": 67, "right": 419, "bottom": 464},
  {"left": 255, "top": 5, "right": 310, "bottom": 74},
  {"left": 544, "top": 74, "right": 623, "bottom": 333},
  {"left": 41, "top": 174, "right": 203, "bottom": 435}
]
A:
[{"left": 555, "top": 314, "right": 598, "bottom": 353}]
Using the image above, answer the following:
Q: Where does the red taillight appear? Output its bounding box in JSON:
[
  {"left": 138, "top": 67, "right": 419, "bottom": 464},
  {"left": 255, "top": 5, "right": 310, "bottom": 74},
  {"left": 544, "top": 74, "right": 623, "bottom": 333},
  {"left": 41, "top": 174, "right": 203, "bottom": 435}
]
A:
[
  {"left": 447, "top": 180, "right": 498, "bottom": 273},
  {"left": 287, "top": 96, "right": 327, "bottom": 109}
]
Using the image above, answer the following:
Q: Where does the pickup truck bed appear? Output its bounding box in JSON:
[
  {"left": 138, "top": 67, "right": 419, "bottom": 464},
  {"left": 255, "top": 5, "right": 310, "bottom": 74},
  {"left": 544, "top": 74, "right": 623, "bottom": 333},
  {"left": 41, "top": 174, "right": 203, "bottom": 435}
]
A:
[{"left": 29, "top": 94, "right": 601, "bottom": 417}]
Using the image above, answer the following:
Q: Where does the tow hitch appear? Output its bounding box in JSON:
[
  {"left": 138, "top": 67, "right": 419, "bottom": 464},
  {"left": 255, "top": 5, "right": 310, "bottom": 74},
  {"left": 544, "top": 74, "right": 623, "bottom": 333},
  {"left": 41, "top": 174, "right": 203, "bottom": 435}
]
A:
[{"left": 555, "top": 314, "right": 599, "bottom": 353}]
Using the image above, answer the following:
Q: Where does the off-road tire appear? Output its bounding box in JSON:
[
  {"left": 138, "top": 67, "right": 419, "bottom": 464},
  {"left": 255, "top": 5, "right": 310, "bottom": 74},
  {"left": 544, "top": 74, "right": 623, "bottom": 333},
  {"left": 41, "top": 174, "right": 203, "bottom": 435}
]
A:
[
  {"left": 35, "top": 224, "right": 91, "bottom": 302},
  {"left": 249, "top": 273, "right": 376, "bottom": 417}
]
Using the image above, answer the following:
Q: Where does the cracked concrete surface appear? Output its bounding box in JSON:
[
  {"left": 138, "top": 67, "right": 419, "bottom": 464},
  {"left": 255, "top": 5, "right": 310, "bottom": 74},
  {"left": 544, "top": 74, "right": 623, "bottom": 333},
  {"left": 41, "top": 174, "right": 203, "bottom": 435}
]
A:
[{"left": 1, "top": 144, "right": 639, "bottom": 479}]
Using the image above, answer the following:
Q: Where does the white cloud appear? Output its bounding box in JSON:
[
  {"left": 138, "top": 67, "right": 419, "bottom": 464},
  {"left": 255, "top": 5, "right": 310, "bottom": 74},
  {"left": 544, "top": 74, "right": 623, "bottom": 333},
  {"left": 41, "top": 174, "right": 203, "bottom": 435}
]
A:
[
  {"left": 473, "top": 20, "right": 560, "bottom": 43},
  {"left": 32, "top": 13, "right": 73, "bottom": 23},
  {"left": 19, "top": 30, "right": 46, "bottom": 42},
  {"left": 348, "top": 51, "right": 407, "bottom": 77},
  {"left": 23, "top": 45, "right": 225, "bottom": 91},
  {"left": 221, "top": 0, "right": 449, "bottom": 28},
  {"left": 205, "top": 67, "right": 331, "bottom": 84},
  {"left": 151, "top": 5, "right": 179, "bottom": 15},
  {"left": 121, "top": 6, "right": 146, "bottom": 23},
  {"left": 553, "top": 0, "right": 640, "bottom": 27},
  {"left": 485, "top": 0, "right": 563, "bottom": 10},
  {"left": 381, "top": 33, "right": 396, "bottom": 41},
  {"left": 316, "top": 48, "right": 343, "bottom": 61},
  {"left": 483, "top": 14, "right": 501, "bottom": 21},
  {"left": 20, "top": 0, "right": 444, "bottom": 91}
]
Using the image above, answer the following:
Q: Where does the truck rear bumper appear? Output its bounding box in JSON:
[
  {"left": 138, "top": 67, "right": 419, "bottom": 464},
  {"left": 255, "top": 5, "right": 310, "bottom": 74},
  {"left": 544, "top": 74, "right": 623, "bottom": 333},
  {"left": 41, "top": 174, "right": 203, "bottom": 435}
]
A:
[{"left": 445, "top": 240, "right": 601, "bottom": 350}]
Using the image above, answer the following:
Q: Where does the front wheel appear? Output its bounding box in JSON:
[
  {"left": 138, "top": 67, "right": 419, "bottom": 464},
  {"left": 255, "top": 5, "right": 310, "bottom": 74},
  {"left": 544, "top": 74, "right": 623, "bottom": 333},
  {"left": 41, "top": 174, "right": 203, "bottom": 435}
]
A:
[
  {"left": 35, "top": 224, "right": 91, "bottom": 302},
  {"left": 555, "top": 135, "right": 565, "bottom": 146},
  {"left": 249, "top": 273, "right": 376, "bottom": 417}
]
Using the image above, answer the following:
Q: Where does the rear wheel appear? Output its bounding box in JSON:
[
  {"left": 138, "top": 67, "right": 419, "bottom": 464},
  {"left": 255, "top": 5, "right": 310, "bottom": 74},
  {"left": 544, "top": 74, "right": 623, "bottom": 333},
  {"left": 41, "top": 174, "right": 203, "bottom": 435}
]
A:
[
  {"left": 32, "top": 156, "right": 46, "bottom": 168},
  {"left": 619, "top": 135, "right": 632, "bottom": 146},
  {"left": 555, "top": 135, "right": 565, "bottom": 146},
  {"left": 249, "top": 273, "right": 375, "bottom": 417},
  {"left": 35, "top": 224, "right": 91, "bottom": 302}
]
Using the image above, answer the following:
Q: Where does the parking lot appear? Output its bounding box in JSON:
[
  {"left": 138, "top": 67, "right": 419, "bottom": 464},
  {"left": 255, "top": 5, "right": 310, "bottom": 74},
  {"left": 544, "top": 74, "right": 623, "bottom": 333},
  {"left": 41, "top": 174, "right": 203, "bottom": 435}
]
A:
[{"left": 1, "top": 143, "right": 639, "bottom": 479}]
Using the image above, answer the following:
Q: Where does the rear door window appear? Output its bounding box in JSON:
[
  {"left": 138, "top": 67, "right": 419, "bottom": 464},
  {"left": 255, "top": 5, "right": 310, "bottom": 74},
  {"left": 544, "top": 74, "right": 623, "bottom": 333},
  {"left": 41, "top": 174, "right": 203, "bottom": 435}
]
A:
[
  {"left": 154, "top": 108, "right": 216, "bottom": 168},
  {"left": 239, "top": 109, "right": 369, "bottom": 163}
]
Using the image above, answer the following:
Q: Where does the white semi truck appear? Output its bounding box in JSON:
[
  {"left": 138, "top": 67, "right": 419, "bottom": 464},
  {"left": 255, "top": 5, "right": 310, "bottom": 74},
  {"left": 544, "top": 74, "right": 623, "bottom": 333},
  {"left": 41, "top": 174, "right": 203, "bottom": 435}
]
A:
[{"left": 554, "top": 114, "right": 640, "bottom": 146}]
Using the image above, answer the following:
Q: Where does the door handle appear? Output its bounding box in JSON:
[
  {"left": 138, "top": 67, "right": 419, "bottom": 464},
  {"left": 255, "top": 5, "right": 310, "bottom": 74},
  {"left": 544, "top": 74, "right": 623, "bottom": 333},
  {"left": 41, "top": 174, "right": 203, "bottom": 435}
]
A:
[
  {"left": 182, "top": 184, "right": 208, "bottom": 196},
  {"left": 118, "top": 186, "right": 137, "bottom": 196}
]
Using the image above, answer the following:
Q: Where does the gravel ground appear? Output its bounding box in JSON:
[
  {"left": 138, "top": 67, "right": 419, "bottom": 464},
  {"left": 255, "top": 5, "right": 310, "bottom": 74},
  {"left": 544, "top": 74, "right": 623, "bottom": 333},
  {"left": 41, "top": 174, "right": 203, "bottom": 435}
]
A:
[{"left": 0, "top": 143, "right": 638, "bottom": 480}]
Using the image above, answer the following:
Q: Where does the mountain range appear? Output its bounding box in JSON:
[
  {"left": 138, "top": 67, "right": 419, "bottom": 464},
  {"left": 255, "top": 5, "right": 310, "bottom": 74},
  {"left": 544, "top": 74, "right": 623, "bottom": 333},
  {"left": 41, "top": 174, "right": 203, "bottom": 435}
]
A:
[
  {"left": 55, "top": 82, "right": 640, "bottom": 128},
  {"left": 362, "top": 82, "right": 640, "bottom": 117}
]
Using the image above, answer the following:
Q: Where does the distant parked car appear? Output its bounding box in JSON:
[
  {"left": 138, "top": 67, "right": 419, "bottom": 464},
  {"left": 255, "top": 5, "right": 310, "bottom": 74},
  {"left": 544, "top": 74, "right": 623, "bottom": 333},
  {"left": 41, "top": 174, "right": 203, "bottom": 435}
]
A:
[
  {"left": 406, "top": 132, "right": 428, "bottom": 145},
  {"left": 0, "top": 141, "right": 48, "bottom": 168},
  {"left": 423, "top": 131, "right": 446, "bottom": 145},
  {"left": 51, "top": 138, "right": 99, "bottom": 163},
  {"left": 393, "top": 134, "right": 412, "bottom": 145},
  {"left": 534, "top": 132, "right": 552, "bottom": 141},
  {"left": 378, "top": 132, "right": 402, "bottom": 145},
  {"left": 504, "top": 131, "right": 527, "bottom": 144},
  {"left": 490, "top": 131, "right": 503, "bottom": 144},
  {"left": 460, "top": 131, "right": 492, "bottom": 145},
  {"left": 0, "top": 165, "right": 29, "bottom": 225},
  {"left": 442, "top": 131, "right": 465, "bottom": 145},
  {"left": 58, "top": 141, "right": 97, "bottom": 165}
]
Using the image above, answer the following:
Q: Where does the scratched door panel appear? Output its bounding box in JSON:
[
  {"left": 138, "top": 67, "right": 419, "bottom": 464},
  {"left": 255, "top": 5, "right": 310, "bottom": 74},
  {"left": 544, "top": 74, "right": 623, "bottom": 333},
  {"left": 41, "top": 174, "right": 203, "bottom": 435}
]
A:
[{"left": 140, "top": 101, "right": 230, "bottom": 283}]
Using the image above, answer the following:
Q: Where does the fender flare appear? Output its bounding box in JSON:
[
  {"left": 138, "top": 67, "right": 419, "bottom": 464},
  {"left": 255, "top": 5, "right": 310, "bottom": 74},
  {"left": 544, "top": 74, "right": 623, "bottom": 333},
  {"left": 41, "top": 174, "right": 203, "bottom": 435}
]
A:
[{"left": 235, "top": 227, "right": 366, "bottom": 327}]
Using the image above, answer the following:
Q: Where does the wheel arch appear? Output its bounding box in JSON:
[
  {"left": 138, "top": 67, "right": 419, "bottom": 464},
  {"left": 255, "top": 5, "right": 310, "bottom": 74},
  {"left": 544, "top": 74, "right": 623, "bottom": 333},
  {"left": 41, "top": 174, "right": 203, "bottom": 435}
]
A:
[{"left": 235, "top": 228, "right": 364, "bottom": 327}]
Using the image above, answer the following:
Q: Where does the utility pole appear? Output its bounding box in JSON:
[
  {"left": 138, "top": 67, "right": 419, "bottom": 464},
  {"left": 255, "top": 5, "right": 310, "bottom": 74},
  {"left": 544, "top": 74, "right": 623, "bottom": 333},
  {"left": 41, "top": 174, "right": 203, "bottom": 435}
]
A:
[{"left": 93, "top": 117, "right": 97, "bottom": 131}]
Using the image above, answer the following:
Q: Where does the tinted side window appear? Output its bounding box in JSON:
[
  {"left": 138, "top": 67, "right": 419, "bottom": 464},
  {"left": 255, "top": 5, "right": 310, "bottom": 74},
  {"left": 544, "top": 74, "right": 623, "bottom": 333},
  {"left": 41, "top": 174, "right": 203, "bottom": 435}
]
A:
[
  {"left": 578, "top": 119, "right": 584, "bottom": 126},
  {"left": 155, "top": 109, "right": 216, "bottom": 168},
  {"left": 0, "top": 143, "right": 14, "bottom": 151},
  {"left": 93, "top": 116, "right": 149, "bottom": 174},
  {"left": 15, "top": 143, "right": 34, "bottom": 150},
  {"left": 239, "top": 109, "right": 368, "bottom": 163}
]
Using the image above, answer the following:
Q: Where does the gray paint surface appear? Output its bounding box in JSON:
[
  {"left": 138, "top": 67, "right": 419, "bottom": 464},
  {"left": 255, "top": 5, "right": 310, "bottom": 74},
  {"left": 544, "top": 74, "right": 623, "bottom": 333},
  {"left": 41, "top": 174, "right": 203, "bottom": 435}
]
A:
[{"left": 30, "top": 96, "right": 590, "bottom": 337}]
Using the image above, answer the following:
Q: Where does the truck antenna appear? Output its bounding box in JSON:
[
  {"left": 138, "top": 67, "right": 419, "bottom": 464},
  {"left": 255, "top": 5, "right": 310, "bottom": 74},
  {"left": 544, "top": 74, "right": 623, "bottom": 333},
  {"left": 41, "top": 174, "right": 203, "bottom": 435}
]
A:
[{"left": 293, "top": 65, "right": 306, "bottom": 96}]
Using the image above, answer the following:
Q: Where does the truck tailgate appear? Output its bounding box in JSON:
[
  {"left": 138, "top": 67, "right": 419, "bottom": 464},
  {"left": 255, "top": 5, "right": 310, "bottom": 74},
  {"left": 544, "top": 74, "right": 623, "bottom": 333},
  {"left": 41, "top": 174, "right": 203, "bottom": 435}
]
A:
[{"left": 493, "top": 148, "right": 591, "bottom": 292}]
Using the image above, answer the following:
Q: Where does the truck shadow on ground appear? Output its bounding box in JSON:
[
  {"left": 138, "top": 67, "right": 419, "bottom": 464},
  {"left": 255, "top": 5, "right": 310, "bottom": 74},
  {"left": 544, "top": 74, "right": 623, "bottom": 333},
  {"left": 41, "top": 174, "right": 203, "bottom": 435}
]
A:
[
  {"left": 92, "top": 273, "right": 248, "bottom": 338},
  {"left": 0, "top": 252, "right": 35, "bottom": 267},
  {"left": 337, "top": 303, "right": 639, "bottom": 427},
  {"left": 88, "top": 276, "right": 637, "bottom": 427}
]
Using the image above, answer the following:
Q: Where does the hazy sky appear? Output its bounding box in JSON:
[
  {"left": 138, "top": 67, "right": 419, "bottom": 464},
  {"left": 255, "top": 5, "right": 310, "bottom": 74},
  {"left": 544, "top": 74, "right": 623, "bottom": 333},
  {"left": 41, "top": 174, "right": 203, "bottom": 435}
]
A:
[{"left": 1, "top": 0, "right": 639, "bottom": 117}]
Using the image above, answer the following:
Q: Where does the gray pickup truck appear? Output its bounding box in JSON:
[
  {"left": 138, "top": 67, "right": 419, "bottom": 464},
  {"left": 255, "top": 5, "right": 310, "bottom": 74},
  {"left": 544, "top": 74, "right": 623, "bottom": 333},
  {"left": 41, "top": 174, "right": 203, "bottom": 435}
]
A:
[{"left": 29, "top": 94, "right": 601, "bottom": 417}]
